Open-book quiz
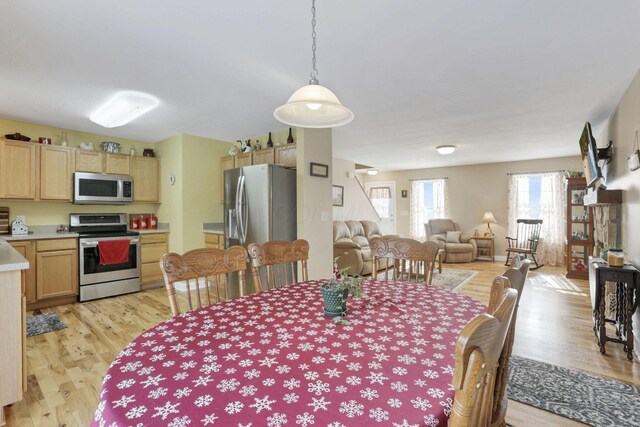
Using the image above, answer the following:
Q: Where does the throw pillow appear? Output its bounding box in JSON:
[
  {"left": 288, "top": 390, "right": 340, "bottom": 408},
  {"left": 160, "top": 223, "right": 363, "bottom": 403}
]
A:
[{"left": 446, "top": 231, "right": 461, "bottom": 243}]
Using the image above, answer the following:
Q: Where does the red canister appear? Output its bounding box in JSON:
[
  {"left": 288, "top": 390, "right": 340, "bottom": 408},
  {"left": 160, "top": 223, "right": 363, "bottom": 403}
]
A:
[
  {"left": 138, "top": 217, "right": 148, "bottom": 230},
  {"left": 149, "top": 215, "right": 158, "bottom": 230},
  {"left": 130, "top": 219, "right": 139, "bottom": 230}
]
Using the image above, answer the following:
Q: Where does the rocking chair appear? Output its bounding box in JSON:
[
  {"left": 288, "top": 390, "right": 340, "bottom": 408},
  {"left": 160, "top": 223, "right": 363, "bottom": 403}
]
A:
[{"left": 505, "top": 219, "right": 544, "bottom": 270}]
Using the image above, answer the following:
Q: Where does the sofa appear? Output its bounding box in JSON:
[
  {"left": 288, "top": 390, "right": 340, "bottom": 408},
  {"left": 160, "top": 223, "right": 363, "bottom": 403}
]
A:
[
  {"left": 425, "top": 219, "right": 477, "bottom": 263},
  {"left": 333, "top": 220, "right": 395, "bottom": 275}
]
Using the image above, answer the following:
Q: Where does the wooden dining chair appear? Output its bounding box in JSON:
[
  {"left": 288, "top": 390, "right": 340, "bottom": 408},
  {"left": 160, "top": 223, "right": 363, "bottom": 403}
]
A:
[
  {"left": 247, "top": 239, "right": 309, "bottom": 292},
  {"left": 449, "top": 278, "right": 518, "bottom": 427},
  {"left": 489, "top": 255, "right": 531, "bottom": 427},
  {"left": 160, "top": 246, "right": 248, "bottom": 316},
  {"left": 370, "top": 237, "right": 439, "bottom": 284}
]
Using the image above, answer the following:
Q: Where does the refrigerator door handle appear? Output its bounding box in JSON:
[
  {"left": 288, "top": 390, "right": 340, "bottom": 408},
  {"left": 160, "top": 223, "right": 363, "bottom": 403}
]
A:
[{"left": 237, "top": 175, "right": 248, "bottom": 245}]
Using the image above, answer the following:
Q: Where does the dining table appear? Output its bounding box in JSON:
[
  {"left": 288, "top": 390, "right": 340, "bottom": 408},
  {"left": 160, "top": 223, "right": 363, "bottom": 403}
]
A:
[{"left": 92, "top": 279, "right": 486, "bottom": 426}]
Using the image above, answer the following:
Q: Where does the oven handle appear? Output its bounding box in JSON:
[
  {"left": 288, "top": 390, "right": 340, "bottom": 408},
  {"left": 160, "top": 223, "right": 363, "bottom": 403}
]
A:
[{"left": 81, "top": 239, "right": 139, "bottom": 247}]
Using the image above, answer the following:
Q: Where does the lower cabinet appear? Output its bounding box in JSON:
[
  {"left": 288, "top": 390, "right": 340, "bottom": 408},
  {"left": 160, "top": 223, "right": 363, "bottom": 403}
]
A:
[
  {"left": 9, "top": 238, "right": 78, "bottom": 310},
  {"left": 141, "top": 233, "right": 169, "bottom": 289},
  {"left": 204, "top": 232, "right": 224, "bottom": 249}
]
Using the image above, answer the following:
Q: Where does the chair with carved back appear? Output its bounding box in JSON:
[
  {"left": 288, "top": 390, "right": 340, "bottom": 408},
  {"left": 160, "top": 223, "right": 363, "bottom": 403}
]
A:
[
  {"left": 370, "top": 237, "right": 439, "bottom": 284},
  {"left": 448, "top": 277, "right": 518, "bottom": 427},
  {"left": 247, "top": 239, "right": 309, "bottom": 292},
  {"left": 160, "top": 246, "right": 248, "bottom": 316},
  {"left": 505, "top": 219, "right": 543, "bottom": 270},
  {"left": 489, "top": 255, "right": 531, "bottom": 427}
]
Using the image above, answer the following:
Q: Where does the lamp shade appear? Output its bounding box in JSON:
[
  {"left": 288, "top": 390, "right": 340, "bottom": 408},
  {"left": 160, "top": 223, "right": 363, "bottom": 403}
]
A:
[
  {"left": 274, "top": 83, "right": 354, "bottom": 128},
  {"left": 481, "top": 211, "right": 497, "bottom": 224}
]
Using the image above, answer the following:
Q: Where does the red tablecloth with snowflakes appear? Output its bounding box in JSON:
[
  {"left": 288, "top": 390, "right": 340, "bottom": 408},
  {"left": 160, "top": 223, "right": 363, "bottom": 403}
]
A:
[{"left": 93, "top": 280, "right": 486, "bottom": 427}]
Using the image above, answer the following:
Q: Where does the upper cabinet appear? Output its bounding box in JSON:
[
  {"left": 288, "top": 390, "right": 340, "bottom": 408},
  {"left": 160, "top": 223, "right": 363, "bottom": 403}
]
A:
[
  {"left": 76, "top": 151, "right": 130, "bottom": 175},
  {"left": 0, "top": 139, "right": 37, "bottom": 199},
  {"left": 104, "top": 153, "right": 130, "bottom": 175},
  {"left": 40, "top": 145, "right": 74, "bottom": 200},
  {"left": 132, "top": 156, "right": 160, "bottom": 202},
  {"left": 76, "top": 150, "right": 103, "bottom": 173},
  {"left": 235, "top": 152, "right": 252, "bottom": 167},
  {"left": 275, "top": 144, "right": 296, "bottom": 169},
  {"left": 253, "top": 148, "right": 275, "bottom": 165}
]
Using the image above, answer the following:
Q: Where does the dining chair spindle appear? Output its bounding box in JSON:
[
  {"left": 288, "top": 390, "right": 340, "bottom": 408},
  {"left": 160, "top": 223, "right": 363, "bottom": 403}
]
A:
[{"left": 247, "top": 239, "right": 309, "bottom": 292}]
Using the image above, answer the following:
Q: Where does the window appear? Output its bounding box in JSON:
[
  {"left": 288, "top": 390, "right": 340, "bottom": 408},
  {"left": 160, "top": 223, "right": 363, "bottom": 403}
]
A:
[
  {"left": 409, "top": 178, "right": 448, "bottom": 240},
  {"left": 368, "top": 187, "right": 391, "bottom": 219},
  {"left": 507, "top": 172, "right": 566, "bottom": 265}
]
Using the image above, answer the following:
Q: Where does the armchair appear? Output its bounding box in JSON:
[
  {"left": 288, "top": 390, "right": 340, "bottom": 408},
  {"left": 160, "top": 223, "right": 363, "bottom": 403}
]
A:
[{"left": 425, "top": 219, "right": 477, "bottom": 263}]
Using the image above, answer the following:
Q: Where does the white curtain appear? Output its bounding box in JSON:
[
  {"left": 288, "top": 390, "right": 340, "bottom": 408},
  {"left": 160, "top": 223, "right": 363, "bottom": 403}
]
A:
[
  {"left": 507, "top": 174, "right": 530, "bottom": 237},
  {"left": 409, "top": 178, "right": 448, "bottom": 240},
  {"left": 537, "top": 172, "right": 566, "bottom": 266},
  {"left": 409, "top": 181, "right": 425, "bottom": 239}
]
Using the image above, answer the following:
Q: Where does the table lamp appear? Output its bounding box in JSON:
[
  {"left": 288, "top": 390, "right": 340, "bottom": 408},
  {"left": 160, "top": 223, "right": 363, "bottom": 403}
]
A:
[{"left": 481, "top": 211, "right": 497, "bottom": 236}]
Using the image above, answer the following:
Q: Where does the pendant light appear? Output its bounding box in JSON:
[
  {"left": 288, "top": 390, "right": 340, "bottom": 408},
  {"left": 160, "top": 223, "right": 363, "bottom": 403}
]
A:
[{"left": 274, "top": 0, "right": 354, "bottom": 128}]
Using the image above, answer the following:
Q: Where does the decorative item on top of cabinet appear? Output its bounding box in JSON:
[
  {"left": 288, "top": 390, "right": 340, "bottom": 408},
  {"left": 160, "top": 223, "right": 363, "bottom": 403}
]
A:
[
  {"left": 141, "top": 232, "right": 169, "bottom": 289},
  {"left": 566, "top": 176, "right": 593, "bottom": 279},
  {"left": 287, "top": 127, "right": 294, "bottom": 144},
  {"left": 131, "top": 156, "right": 160, "bottom": 202},
  {"left": 59, "top": 131, "right": 69, "bottom": 147},
  {"left": 267, "top": 132, "right": 274, "bottom": 148},
  {"left": 275, "top": 143, "right": 296, "bottom": 168},
  {"left": 0, "top": 138, "right": 37, "bottom": 199},
  {"left": 40, "top": 145, "right": 74, "bottom": 201}
]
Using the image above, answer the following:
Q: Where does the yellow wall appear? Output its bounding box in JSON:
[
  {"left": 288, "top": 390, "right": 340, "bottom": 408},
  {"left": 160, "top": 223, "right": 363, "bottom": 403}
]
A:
[{"left": 156, "top": 135, "right": 184, "bottom": 253}]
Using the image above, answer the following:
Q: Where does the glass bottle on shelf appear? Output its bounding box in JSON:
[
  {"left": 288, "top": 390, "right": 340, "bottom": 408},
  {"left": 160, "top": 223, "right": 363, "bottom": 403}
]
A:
[
  {"left": 60, "top": 131, "right": 68, "bottom": 147},
  {"left": 287, "top": 128, "right": 294, "bottom": 144},
  {"left": 267, "top": 132, "right": 274, "bottom": 148}
]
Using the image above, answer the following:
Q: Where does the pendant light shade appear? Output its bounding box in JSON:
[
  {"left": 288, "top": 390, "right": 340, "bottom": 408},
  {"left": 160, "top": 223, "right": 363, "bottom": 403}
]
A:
[
  {"left": 274, "top": 82, "right": 354, "bottom": 128},
  {"left": 274, "top": 0, "right": 353, "bottom": 128}
]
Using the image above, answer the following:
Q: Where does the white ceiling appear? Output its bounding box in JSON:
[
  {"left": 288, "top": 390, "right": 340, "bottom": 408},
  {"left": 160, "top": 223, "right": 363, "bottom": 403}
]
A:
[{"left": 2, "top": 1, "right": 640, "bottom": 171}]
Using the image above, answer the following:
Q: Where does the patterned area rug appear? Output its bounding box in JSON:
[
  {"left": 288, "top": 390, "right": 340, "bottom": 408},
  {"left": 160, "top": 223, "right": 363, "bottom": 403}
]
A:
[
  {"left": 376, "top": 268, "right": 477, "bottom": 291},
  {"left": 509, "top": 355, "right": 640, "bottom": 426},
  {"left": 26, "top": 312, "right": 67, "bottom": 337}
]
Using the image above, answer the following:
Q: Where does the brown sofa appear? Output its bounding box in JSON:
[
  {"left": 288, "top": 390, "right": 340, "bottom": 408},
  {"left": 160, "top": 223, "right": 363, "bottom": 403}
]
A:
[
  {"left": 333, "top": 220, "right": 395, "bottom": 275},
  {"left": 425, "top": 219, "right": 477, "bottom": 263}
]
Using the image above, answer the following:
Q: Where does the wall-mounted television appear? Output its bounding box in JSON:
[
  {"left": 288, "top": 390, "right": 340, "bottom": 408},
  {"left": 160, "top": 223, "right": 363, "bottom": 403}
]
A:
[{"left": 578, "top": 122, "right": 604, "bottom": 188}]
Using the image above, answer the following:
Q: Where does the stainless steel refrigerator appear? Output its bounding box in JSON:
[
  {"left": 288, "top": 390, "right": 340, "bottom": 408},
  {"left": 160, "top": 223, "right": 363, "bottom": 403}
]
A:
[{"left": 224, "top": 164, "right": 297, "bottom": 295}]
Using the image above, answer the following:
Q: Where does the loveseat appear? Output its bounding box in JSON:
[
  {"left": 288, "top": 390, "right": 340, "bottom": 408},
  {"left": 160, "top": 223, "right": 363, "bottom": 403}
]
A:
[
  {"left": 425, "top": 219, "right": 477, "bottom": 263},
  {"left": 333, "top": 220, "right": 396, "bottom": 276}
]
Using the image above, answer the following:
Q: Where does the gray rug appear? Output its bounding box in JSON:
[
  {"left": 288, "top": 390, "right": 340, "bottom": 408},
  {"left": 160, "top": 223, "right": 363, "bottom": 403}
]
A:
[
  {"left": 376, "top": 268, "right": 477, "bottom": 291},
  {"left": 509, "top": 355, "right": 640, "bottom": 426},
  {"left": 26, "top": 312, "right": 67, "bottom": 337}
]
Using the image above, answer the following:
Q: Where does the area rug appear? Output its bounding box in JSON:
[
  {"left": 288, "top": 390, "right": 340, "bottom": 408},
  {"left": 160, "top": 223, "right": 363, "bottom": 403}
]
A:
[
  {"left": 26, "top": 312, "right": 68, "bottom": 337},
  {"left": 508, "top": 355, "right": 640, "bottom": 426},
  {"left": 376, "top": 268, "right": 477, "bottom": 291}
]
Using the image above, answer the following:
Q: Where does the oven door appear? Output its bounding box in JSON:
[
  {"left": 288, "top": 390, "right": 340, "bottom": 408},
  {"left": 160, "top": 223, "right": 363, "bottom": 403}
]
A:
[{"left": 79, "top": 235, "right": 140, "bottom": 286}]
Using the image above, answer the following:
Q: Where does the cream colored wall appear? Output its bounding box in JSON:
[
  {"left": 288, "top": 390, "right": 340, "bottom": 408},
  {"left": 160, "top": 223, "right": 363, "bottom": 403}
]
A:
[
  {"left": 296, "top": 128, "right": 333, "bottom": 280},
  {"left": 332, "top": 158, "right": 380, "bottom": 222},
  {"left": 362, "top": 156, "right": 582, "bottom": 257},
  {"left": 595, "top": 68, "right": 640, "bottom": 356},
  {"left": 0, "top": 118, "right": 160, "bottom": 226},
  {"left": 181, "top": 134, "right": 231, "bottom": 251},
  {"left": 156, "top": 135, "right": 184, "bottom": 253}
]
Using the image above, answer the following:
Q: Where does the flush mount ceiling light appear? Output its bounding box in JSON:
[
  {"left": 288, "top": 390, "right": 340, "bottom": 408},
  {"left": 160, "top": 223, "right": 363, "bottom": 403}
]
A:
[
  {"left": 436, "top": 145, "right": 456, "bottom": 155},
  {"left": 367, "top": 169, "right": 379, "bottom": 175},
  {"left": 90, "top": 91, "right": 159, "bottom": 128},
  {"left": 273, "top": 0, "right": 353, "bottom": 128}
]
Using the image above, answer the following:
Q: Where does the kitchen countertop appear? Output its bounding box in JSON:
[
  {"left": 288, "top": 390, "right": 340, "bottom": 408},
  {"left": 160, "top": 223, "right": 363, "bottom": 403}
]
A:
[
  {"left": 131, "top": 223, "right": 170, "bottom": 234},
  {"left": 0, "top": 240, "right": 29, "bottom": 272},
  {"left": 1, "top": 225, "right": 79, "bottom": 241},
  {"left": 202, "top": 222, "right": 223, "bottom": 234}
]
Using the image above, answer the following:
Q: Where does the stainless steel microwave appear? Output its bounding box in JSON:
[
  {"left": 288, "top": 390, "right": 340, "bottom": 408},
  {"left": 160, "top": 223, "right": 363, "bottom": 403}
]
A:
[{"left": 73, "top": 172, "right": 133, "bottom": 204}]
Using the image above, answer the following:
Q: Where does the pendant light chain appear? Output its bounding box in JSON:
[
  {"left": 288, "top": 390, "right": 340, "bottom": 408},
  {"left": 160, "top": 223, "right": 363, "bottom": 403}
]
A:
[{"left": 310, "top": 0, "right": 318, "bottom": 83}]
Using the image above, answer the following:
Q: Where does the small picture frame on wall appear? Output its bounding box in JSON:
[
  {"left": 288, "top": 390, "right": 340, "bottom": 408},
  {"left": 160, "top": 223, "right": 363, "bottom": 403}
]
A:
[
  {"left": 401, "top": 190, "right": 407, "bottom": 198},
  {"left": 332, "top": 185, "right": 344, "bottom": 206},
  {"left": 310, "top": 162, "right": 329, "bottom": 178}
]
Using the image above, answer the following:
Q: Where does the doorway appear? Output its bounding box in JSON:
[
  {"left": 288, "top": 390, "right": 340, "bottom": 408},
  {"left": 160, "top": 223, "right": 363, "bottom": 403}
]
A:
[{"left": 364, "top": 181, "right": 396, "bottom": 234}]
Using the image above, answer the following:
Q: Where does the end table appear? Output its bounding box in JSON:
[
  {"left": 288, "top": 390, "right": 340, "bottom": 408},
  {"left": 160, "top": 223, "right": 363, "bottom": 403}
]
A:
[{"left": 474, "top": 236, "right": 495, "bottom": 261}]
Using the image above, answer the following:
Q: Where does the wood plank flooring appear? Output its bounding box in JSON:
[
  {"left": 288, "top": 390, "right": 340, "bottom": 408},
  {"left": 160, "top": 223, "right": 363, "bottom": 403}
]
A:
[{"left": 4, "top": 262, "right": 639, "bottom": 426}]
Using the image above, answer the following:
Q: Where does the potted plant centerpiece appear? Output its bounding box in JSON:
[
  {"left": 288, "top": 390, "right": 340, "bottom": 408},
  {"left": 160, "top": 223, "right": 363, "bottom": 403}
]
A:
[{"left": 320, "top": 258, "right": 363, "bottom": 317}]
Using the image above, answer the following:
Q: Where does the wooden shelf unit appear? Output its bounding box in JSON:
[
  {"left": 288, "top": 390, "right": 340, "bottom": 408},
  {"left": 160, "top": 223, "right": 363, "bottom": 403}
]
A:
[{"left": 566, "top": 177, "right": 593, "bottom": 279}]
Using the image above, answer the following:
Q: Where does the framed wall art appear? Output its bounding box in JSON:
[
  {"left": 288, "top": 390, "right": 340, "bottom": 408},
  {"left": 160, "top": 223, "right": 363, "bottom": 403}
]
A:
[
  {"left": 310, "top": 162, "right": 329, "bottom": 178},
  {"left": 332, "top": 185, "right": 344, "bottom": 206}
]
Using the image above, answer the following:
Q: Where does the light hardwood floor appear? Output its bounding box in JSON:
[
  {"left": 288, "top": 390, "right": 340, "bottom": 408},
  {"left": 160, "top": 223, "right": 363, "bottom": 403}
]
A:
[{"left": 4, "top": 262, "right": 639, "bottom": 426}]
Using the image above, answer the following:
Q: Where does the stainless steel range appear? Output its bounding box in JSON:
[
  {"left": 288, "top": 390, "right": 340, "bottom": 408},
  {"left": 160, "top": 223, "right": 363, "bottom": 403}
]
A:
[{"left": 70, "top": 213, "right": 141, "bottom": 302}]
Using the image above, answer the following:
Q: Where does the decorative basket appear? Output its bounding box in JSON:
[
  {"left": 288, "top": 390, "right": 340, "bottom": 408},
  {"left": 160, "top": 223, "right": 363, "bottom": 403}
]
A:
[{"left": 320, "top": 285, "right": 349, "bottom": 317}]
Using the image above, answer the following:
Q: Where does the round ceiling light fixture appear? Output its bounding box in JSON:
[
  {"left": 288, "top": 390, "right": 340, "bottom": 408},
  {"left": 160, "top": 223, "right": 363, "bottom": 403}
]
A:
[
  {"left": 367, "top": 169, "right": 379, "bottom": 175},
  {"left": 436, "top": 145, "right": 456, "bottom": 155}
]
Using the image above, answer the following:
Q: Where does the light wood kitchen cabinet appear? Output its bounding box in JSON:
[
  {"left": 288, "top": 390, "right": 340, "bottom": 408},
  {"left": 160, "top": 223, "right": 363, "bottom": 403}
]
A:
[
  {"left": 235, "top": 152, "right": 252, "bottom": 167},
  {"left": 204, "top": 232, "right": 224, "bottom": 249},
  {"left": 76, "top": 150, "right": 103, "bottom": 173},
  {"left": 36, "top": 238, "right": 78, "bottom": 300},
  {"left": 0, "top": 139, "right": 37, "bottom": 199},
  {"left": 40, "top": 145, "right": 74, "bottom": 200},
  {"left": 252, "top": 148, "right": 275, "bottom": 165},
  {"left": 8, "top": 241, "right": 36, "bottom": 304},
  {"left": 219, "top": 155, "right": 235, "bottom": 204},
  {"left": 141, "top": 233, "right": 169, "bottom": 288},
  {"left": 104, "top": 153, "right": 130, "bottom": 175},
  {"left": 131, "top": 156, "right": 160, "bottom": 202},
  {"left": 275, "top": 144, "right": 297, "bottom": 168}
]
